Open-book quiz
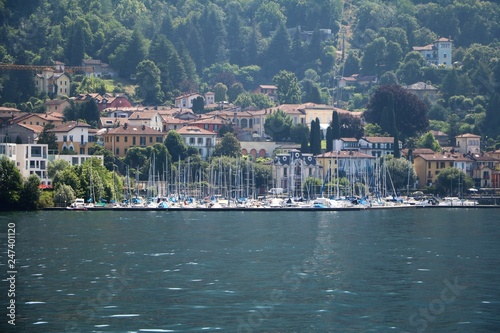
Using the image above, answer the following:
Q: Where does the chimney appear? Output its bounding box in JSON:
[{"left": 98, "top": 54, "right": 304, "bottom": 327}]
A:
[{"left": 142, "top": 125, "right": 146, "bottom": 130}]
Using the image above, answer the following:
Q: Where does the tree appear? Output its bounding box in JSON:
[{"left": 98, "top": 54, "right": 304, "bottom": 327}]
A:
[
  {"left": 228, "top": 83, "right": 245, "bottom": 103},
  {"left": 361, "top": 37, "right": 386, "bottom": 75},
  {"left": 436, "top": 167, "right": 473, "bottom": 196},
  {"left": 364, "top": 84, "right": 428, "bottom": 141},
  {"left": 331, "top": 111, "right": 341, "bottom": 140},
  {"left": 48, "top": 159, "right": 71, "bottom": 179},
  {"left": 264, "top": 109, "right": 292, "bottom": 141},
  {"left": 54, "top": 184, "right": 76, "bottom": 207},
  {"left": 417, "top": 132, "right": 441, "bottom": 152},
  {"left": 309, "top": 118, "right": 321, "bottom": 155},
  {"left": 343, "top": 51, "right": 360, "bottom": 77},
  {"left": 135, "top": 60, "right": 163, "bottom": 105},
  {"left": 339, "top": 113, "right": 364, "bottom": 139},
  {"left": 212, "top": 132, "right": 241, "bottom": 158},
  {"left": 273, "top": 70, "right": 301, "bottom": 104},
  {"left": 192, "top": 96, "right": 205, "bottom": 114},
  {"left": 326, "top": 126, "right": 333, "bottom": 152},
  {"left": 164, "top": 130, "right": 188, "bottom": 162},
  {"left": 20, "top": 174, "right": 41, "bottom": 210},
  {"left": 264, "top": 20, "right": 292, "bottom": 76},
  {"left": 213, "top": 83, "right": 228, "bottom": 102},
  {"left": 0, "top": 156, "right": 23, "bottom": 211},
  {"left": 383, "top": 156, "right": 417, "bottom": 194},
  {"left": 290, "top": 123, "right": 310, "bottom": 144},
  {"left": 38, "top": 123, "right": 59, "bottom": 151}
]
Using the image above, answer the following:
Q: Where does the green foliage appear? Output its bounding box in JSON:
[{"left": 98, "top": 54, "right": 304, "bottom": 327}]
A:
[
  {"left": 417, "top": 131, "right": 441, "bottom": 152},
  {"left": 435, "top": 167, "right": 473, "bottom": 196},
  {"left": 164, "top": 130, "right": 188, "bottom": 162},
  {"left": 383, "top": 156, "right": 417, "bottom": 192},
  {"left": 135, "top": 60, "right": 163, "bottom": 105},
  {"left": 264, "top": 109, "right": 292, "bottom": 141},
  {"left": 309, "top": 118, "right": 322, "bottom": 155},
  {"left": 37, "top": 123, "right": 59, "bottom": 151},
  {"left": 54, "top": 184, "right": 76, "bottom": 207},
  {"left": 273, "top": 70, "right": 301, "bottom": 104},
  {"left": 37, "top": 190, "right": 54, "bottom": 209},
  {"left": 0, "top": 156, "right": 23, "bottom": 211},
  {"left": 290, "top": 123, "right": 310, "bottom": 144},
  {"left": 212, "top": 132, "right": 241, "bottom": 158},
  {"left": 365, "top": 84, "right": 428, "bottom": 142},
  {"left": 20, "top": 174, "right": 41, "bottom": 210}
]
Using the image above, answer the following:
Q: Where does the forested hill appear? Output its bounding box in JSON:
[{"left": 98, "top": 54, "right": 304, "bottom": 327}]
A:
[{"left": 1, "top": 0, "right": 500, "bottom": 143}]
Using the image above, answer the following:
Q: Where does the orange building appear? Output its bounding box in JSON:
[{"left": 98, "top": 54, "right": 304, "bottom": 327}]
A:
[{"left": 102, "top": 124, "right": 165, "bottom": 157}]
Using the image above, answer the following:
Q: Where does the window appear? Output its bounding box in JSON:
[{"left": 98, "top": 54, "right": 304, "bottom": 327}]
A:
[
  {"left": 189, "top": 138, "right": 195, "bottom": 144},
  {"left": 149, "top": 136, "right": 153, "bottom": 143},
  {"left": 133, "top": 137, "right": 136, "bottom": 145},
  {"left": 156, "top": 137, "right": 162, "bottom": 143},
  {"left": 63, "top": 135, "right": 67, "bottom": 142},
  {"left": 69, "top": 135, "right": 73, "bottom": 142},
  {"left": 440, "top": 162, "right": 445, "bottom": 168},
  {"left": 124, "top": 136, "right": 128, "bottom": 143},
  {"left": 31, "top": 146, "right": 42, "bottom": 157},
  {"left": 197, "top": 138, "right": 203, "bottom": 144},
  {"left": 116, "top": 136, "right": 120, "bottom": 143},
  {"left": 140, "top": 137, "right": 146, "bottom": 146},
  {"left": 116, "top": 148, "right": 120, "bottom": 155},
  {"left": 80, "top": 148, "right": 85, "bottom": 154}
]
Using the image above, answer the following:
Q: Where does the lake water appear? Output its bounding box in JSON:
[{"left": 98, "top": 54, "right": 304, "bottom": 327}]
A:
[{"left": 1, "top": 208, "right": 500, "bottom": 333}]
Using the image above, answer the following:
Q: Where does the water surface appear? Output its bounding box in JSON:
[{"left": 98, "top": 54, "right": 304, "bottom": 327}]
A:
[{"left": 1, "top": 208, "right": 499, "bottom": 332}]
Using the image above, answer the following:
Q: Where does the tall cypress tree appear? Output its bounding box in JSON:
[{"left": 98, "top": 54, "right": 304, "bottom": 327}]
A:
[
  {"left": 326, "top": 126, "right": 333, "bottom": 152},
  {"left": 332, "top": 111, "right": 341, "bottom": 140}
]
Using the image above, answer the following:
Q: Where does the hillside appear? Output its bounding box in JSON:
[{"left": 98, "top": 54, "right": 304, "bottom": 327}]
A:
[{"left": 1, "top": 0, "right": 500, "bottom": 146}]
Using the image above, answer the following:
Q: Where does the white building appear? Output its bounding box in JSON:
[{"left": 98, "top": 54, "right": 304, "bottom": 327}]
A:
[
  {"left": 1, "top": 143, "right": 50, "bottom": 187},
  {"left": 359, "top": 137, "right": 402, "bottom": 157},
  {"left": 455, "top": 133, "right": 480, "bottom": 155},
  {"left": 412, "top": 37, "right": 453, "bottom": 68},
  {"left": 176, "top": 126, "right": 217, "bottom": 160}
]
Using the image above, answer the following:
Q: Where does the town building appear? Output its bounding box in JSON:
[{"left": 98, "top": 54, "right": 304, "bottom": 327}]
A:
[
  {"left": 253, "top": 85, "right": 278, "bottom": 102},
  {"left": 404, "top": 82, "right": 440, "bottom": 105},
  {"left": 412, "top": 37, "right": 453, "bottom": 68},
  {"left": 176, "top": 126, "right": 217, "bottom": 160},
  {"left": 0, "top": 143, "right": 50, "bottom": 187},
  {"left": 102, "top": 123, "right": 164, "bottom": 157},
  {"left": 34, "top": 68, "right": 71, "bottom": 97},
  {"left": 358, "top": 137, "right": 402, "bottom": 157},
  {"left": 455, "top": 133, "right": 481, "bottom": 155},
  {"left": 272, "top": 150, "right": 321, "bottom": 197},
  {"left": 48, "top": 121, "right": 96, "bottom": 154},
  {"left": 413, "top": 152, "right": 470, "bottom": 188},
  {"left": 45, "top": 99, "right": 70, "bottom": 114}
]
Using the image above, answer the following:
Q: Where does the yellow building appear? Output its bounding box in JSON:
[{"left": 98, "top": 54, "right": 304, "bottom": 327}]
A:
[
  {"left": 414, "top": 153, "right": 470, "bottom": 188},
  {"left": 102, "top": 124, "right": 165, "bottom": 157},
  {"left": 34, "top": 68, "right": 71, "bottom": 97}
]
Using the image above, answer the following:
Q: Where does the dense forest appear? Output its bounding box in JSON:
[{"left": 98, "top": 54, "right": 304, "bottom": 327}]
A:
[{"left": 1, "top": 0, "right": 500, "bottom": 147}]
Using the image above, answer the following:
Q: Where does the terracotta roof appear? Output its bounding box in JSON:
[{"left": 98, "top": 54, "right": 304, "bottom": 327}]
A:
[
  {"left": 105, "top": 125, "right": 164, "bottom": 135},
  {"left": 405, "top": 82, "right": 438, "bottom": 91},
  {"left": 176, "top": 126, "right": 216, "bottom": 135},
  {"left": 48, "top": 121, "right": 91, "bottom": 132},
  {"left": 416, "top": 153, "right": 470, "bottom": 162},
  {"left": 129, "top": 111, "right": 160, "bottom": 120},
  {"left": 45, "top": 99, "right": 69, "bottom": 106},
  {"left": 456, "top": 133, "right": 480, "bottom": 138},
  {"left": 317, "top": 151, "right": 375, "bottom": 159},
  {"left": 362, "top": 136, "right": 397, "bottom": 143},
  {"left": 413, "top": 44, "right": 434, "bottom": 51},
  {"left": 16, "top": 123, "right": 44, "bottom": 133}
]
